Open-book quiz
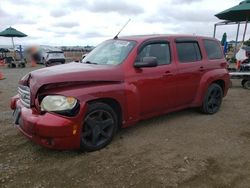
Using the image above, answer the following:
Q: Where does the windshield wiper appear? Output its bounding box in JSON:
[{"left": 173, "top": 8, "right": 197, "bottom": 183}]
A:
[{"left": 84, "top": 61, "right": 98, "bottom": 64}]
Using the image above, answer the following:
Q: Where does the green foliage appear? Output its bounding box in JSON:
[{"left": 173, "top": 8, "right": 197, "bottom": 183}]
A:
[
  {"left": 243, "top": 38, "right": 250, "bottom": 46},
  {"left": 221, "top": 33, "right": 227, "bottom": 46},
  {"left": 230, "top": 57, "right": 237, "bottom": 64}
]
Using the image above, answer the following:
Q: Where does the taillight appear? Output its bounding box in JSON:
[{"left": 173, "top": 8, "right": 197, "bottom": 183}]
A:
[{"left": 220, "top": 62, "right": 227, "bottom": 68}]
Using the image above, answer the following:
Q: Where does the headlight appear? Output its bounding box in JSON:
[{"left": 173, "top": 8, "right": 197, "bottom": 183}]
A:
[{"left": 41, "top": 95, "right": 77, "bottom": 112}]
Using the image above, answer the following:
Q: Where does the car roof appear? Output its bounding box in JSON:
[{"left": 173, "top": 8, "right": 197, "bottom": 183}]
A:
[{"left": 118, "top": 34, "right": 218, "bottom": 43}]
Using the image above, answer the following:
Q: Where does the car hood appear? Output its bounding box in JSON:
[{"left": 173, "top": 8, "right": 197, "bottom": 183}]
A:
[{"left": 20, "top": 62, "right": 124, "bottom": 98}]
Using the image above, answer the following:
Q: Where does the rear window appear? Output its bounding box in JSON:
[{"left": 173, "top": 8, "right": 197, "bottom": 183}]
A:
[
  {"left": 176, "top": 42, "right": 202, "bottom": 63},
  {"left": 47, "top": 52, "right": 65, "bottom": 59},
  {"left": 204, "top": 40, "right": 223, "bottom": 60}
]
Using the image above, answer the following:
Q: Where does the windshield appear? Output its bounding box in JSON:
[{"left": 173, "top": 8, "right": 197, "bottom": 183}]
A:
[{"left": 82, "top": 40, "right": 136, "bottom": 65}]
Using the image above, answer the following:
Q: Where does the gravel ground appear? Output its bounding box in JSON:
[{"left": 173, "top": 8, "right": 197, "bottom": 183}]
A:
[{"left": 0, "top": 65, "right": 250, "bottom": 188}]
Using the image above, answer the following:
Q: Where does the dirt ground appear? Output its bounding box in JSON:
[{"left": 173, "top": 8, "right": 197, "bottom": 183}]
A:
[{"left": 0, "top": 65, "right": 250, "bottom": 188}]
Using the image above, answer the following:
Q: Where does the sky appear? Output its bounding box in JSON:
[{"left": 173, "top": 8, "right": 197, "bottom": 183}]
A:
[{"left": 0, "top": 0, "right": 248, "bottom": 46}]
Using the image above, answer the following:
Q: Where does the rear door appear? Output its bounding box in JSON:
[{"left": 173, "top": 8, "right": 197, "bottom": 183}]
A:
[{"left": 174, "top": 38, "right": 205, "bottom": 106}]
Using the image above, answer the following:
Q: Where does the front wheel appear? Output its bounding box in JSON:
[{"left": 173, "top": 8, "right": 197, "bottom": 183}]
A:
[
  {"left": 80, "top": 102, "right": 118, "bottom": 151},
  {"left": 200, "top": 83, "right": 223, "bottom": 114}
]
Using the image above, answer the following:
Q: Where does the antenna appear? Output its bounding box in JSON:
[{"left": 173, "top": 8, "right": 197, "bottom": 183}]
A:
[{"left": 114, "top": 19, "right": 131, "bottom": 39}]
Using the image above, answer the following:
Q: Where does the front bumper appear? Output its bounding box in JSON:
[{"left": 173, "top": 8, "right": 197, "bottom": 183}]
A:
[{"left": 10, "top": 95, "right": 87, "bottom": 150}]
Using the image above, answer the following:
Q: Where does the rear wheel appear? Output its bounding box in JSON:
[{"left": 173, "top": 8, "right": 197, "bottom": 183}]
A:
[
  {"left": 200, "top": 83, "right": 223, "bottom": 114},
  {"left": 243, "top": 80, "right": 250, "bottom": 90},
  {"left": 80, "top": 102, "right": 118, "bottom": 151}
]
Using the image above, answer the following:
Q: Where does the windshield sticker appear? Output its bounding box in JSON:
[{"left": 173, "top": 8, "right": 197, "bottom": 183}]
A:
[{"left": 115, "top": 41, "right": 130, "bottom": 47}]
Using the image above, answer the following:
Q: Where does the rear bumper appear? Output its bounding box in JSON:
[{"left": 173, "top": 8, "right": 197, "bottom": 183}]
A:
[
  {"left": 46, "top": 59, "right": 65, "bottom": 64},
  {"left": 10, "top": 96, "right": 87, "bottom": 150}
]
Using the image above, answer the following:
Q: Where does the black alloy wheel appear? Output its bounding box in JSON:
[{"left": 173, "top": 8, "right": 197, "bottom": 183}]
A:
[
  {"left": 201, "top": 83, "right": 223, "bottom": 114},
  {"left": 80, "top": 102, "right": 118, "bottom": 151}
]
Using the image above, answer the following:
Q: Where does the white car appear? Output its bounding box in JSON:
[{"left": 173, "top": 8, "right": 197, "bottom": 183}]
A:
[{"left": 45, "top": 51, "right": 65, "bottom": 66}]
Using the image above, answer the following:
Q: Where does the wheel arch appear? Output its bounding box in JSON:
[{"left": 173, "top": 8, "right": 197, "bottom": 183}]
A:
[
  {"left": 87, "top": 98, "right": 123, "bottom": 128},
  {"left": 192, "top": 70, "right": 228, "bottom": 107},
  {"left": 212, "top": 79, "right": 225, "bottom": 94}
]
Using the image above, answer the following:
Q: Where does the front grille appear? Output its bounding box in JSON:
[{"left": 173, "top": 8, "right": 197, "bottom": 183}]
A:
[{"left": 18, "top": 85, "right": 31, "bottom": 108}]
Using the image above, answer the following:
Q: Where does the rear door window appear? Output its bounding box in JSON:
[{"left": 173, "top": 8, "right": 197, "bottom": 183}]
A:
[
  {"left": 204, "top": 40, "right": 223, "bottom": 60},
  {"left": 176, "top": 42, "right": 202, "bottom": 63}
]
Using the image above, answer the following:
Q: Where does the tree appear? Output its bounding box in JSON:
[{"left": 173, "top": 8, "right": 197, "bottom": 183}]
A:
[
  {"left": 243, "top": 38, "right": 250, "bottom": 46},
  {"left": 221, "top": 33, "right": 227, "bottom": 46}
]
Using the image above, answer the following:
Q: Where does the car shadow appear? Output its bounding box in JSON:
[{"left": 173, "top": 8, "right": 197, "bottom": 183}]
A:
[
  {"left": 30, "top": 107, "right": 202, "bottom": 157},
  {"left": 118, "top": 107, "right": 199, "bottom": 134}
]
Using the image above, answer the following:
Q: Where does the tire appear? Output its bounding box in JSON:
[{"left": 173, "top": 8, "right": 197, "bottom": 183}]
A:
[
  {"left": 42, "top": 58, "right": 45, "bottom": 65},
  {"left": 10, "top": 63, "right": 16, "bottom": 68},
  {"left": 80, "top": 102, "right": 118, "bottom": 151},
  {"left": 241, "top": 79, "right": 247, "bottom": 87},
  {"left": 18, "top": 63, "right": 25, "bottom": 68},
  {"left": 200, "top": 83, "right": 223, "bottom": 114},
  {"left": 243, "top": 80, "right": 250, "bottom": 90}
]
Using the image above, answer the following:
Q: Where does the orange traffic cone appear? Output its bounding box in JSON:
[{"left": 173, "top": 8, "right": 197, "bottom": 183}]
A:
[
  {"left": 31, "top": 60, "right": 36, "bottom": 67},
  {"left": 236, "top": 60, "right": 241, "bottom": 69},
  {"left": 0, "top": 72, "right": 5, "bottom": 80},
  {"left": 0, "top": 59, "right": 4, "bottom": 66}
]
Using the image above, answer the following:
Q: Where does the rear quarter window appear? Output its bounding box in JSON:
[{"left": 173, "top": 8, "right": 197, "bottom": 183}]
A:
[{"left": 204, "top": 40, "right": 223, "bottom": 60}]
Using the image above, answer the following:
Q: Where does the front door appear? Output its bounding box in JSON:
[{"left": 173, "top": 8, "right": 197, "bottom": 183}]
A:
[{"left": 132, "top": 40, "right": 177, "bottom": 116}]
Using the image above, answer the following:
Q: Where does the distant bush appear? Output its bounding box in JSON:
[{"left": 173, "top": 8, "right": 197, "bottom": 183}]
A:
[{"left": 243, "top": 38, "right": 250, "bottom": 46}]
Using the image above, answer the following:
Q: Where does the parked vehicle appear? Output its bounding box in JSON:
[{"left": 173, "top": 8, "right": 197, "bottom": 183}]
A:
[
  {"left": 10, "top": 35, "right": 230, "bottom": 151},
  {"left": 44, "top": 51, "right": 65, "bottom": 66},
  {"left": 0, "top": 48, "right": 26, "bottom": 68},
  {"left": 28, "top": 47, "right": 65, "bottom": 65},
  {"left": 230, "top": 72, "right": 250, "bottom": 89}
]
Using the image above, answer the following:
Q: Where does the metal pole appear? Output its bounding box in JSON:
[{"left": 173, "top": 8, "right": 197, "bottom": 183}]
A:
[
  {"left": 213, "top": 24, "right": 217, "bottom": 38},
  {"left": 11, "top": 37, "right": 14, "bottom": 49},
  {"left": 242, "top": 17, "right": 248, "bottom": 42},
  {"left": 11, "top": 37, "right": 16, "bottom": 61},
  {"left": 234, "top": 22, "right": 240, "bottom": 57}
]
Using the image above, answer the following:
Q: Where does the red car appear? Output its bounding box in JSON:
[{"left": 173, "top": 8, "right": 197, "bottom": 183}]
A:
[{"left": 10, "top": 35, "right": 230, "bottom": 151}]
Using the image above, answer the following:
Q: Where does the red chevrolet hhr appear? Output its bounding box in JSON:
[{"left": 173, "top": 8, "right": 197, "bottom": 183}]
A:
[{"left": 10, "top": 35, "right": 230, "bottom": 151}]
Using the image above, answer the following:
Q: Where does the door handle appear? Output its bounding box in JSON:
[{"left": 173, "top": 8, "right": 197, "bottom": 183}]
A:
[
  {"left": 199, "top": 66, "right": 205, "bottom": 72},
  {"left": 163, "top": 71, "right": 173, "bottom": 77}
]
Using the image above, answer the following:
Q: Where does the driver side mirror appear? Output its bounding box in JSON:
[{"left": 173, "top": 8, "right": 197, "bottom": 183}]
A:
[{"left": 134, "top": 56, "right": 158, "bottom": 68}]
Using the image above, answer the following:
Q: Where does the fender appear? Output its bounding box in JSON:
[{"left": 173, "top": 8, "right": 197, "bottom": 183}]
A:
[
  {"left": 122, "top": 82, "right": 141, "bottom": 127},
  {"left": 37, "top": 81, "right": 130, "bottom": 126},
  {"left": 192, "top": 68, "right": 230, "bottom": 106}
]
